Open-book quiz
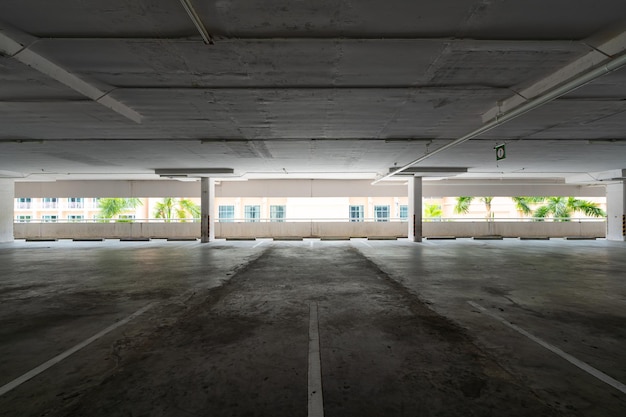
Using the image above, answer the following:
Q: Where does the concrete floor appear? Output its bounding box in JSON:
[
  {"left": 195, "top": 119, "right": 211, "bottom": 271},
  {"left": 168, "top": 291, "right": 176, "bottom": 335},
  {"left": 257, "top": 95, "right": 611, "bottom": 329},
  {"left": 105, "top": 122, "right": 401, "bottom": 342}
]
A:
[{"left": 0, "top": 239, "right": 624, "bottom": 416}]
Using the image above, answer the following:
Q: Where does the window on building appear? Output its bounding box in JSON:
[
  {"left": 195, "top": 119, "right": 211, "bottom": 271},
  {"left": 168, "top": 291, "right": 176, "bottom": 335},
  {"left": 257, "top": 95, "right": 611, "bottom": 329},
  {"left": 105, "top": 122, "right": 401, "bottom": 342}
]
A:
[
  {"left": 16, "top": 215, "right": 31, "bottom": 223},
  {"left": 68, "top": 215, "right": 84, "bottom": 222},
  {"left": 349, "top": 205, "right": 364, "bottom": 222},
  {"left": 42, "top": 215, "right": 58, "bottom": 223},
  {"left": 42, "top": 198, "right": 58, "bottom": 209},
  {"left": 16, "top": 198, "right": 32, "bottom": 209},
  {"left": 374, "top": 205, "right": 390, "bottom": 222},
  {"left": 244, "top": 205, "right": 260, "bottom": 222},
  {"left": 270, "top": 205, "right": 286, "bottom": 222},
  {"left": 399, "top": 205, "right": 408, "bottom": 220},
  {"left": 219, "top": 205, "right": 235, "bottom": 222},
  {"left": 68, "top": 197, "right": 84, "bottom": 209},
  {"left": 91, "top": 198, "right": 101, "bottom": 208}
]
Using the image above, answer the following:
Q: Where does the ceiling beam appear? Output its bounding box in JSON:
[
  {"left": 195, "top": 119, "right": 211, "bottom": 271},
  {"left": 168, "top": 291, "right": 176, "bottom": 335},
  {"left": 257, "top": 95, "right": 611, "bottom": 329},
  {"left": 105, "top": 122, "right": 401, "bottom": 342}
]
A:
[
  {"left": 373, "top": 49, "right": 626, "bottom": 184},
  {"left": 482, "top": 28, "right": 626, "bottom": 122},
  {"left": 0, "top": 22, "right": 142, "bottom": 123}
]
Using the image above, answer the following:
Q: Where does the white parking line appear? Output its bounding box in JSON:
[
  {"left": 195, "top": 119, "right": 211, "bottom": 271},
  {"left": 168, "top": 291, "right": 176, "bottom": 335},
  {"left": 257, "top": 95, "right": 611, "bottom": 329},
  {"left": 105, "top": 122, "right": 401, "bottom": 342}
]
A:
[
  {"left": 355, "top": 240, "right": 372, "bottom": 248},
  {"left": 0, "top": 302, "right": 156, "bottom": 397},
  {"left": 308, "top": 303, "right": 324, "bottom": 417},
  {"left": 253, "top": 240, "right": 267, "bottom": 248},
  {"left": 468, "top": 301, "right": 626, "bottom": 394}
]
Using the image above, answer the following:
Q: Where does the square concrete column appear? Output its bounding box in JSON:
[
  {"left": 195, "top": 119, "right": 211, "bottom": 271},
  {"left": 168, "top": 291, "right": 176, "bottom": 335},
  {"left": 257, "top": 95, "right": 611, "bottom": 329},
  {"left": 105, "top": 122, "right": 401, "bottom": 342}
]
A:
[
  {"left": 606, "top": 182, "right": 626, "bottom": 241},
  {"left": 201, "top": 178, "right": 215, "bottom": 243},
  {"left": 0, "top": 179, "right": 15, "bottom": 243},
  {"left": 408, "top": 176, "right": 422, "bottom": 242}
]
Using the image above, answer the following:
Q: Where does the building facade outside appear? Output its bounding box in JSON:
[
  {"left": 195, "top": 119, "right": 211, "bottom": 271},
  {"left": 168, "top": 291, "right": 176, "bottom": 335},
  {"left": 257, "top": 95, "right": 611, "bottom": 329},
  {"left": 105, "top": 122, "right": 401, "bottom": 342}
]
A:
[{"left": 14, "top": 196, "right": 606, "bottom": 223}]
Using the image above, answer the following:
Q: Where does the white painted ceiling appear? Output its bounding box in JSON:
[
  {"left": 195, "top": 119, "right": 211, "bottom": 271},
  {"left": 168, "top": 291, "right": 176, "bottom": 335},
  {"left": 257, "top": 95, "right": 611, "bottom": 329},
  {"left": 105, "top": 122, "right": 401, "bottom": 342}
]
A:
[{"left": 1, "top": 1, "right": 625, "bottom": 184}]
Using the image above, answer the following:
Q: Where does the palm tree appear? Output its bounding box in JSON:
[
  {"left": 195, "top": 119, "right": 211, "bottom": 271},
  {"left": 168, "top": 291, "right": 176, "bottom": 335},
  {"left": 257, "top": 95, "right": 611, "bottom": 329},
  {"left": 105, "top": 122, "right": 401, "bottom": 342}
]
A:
[
  {"left": 454, "top": 197, "right": 494, "bottom": 220},
  {"left": 483, "top": 197, "right": 494, "bottom": 220},
  {"left": 423, "top": 204, "right": 443, "bottom": 221},
  {"left": 97, "top": 198, "right": 142, "bottom": 221},
  {"left": 511, "top": 196, "right": 546, "bottom": 217},
  {"left": 533, "top": 197, "right": 606, "bottom": 222},
  {"left": 178, "top": 198, "right": 201, "bottom": 220},
  {"left": 453, "top": 196, "right": 474, "bottom": 214},
  {"left": 154, "top": 198, "right": 200, "bottom": 222}
]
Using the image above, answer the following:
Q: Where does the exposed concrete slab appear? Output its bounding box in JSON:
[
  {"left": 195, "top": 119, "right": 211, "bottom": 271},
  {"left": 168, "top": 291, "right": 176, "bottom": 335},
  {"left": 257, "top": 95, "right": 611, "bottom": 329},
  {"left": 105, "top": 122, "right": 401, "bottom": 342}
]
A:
[
  {"left": 1, "top": 240, "right": 625, "bottom": 415},
  {"left": 0, "top": 240, "right": 592, "bottom": 416},
  {"left": 356, "top": 239, "right": 626, "bottom": 417}
]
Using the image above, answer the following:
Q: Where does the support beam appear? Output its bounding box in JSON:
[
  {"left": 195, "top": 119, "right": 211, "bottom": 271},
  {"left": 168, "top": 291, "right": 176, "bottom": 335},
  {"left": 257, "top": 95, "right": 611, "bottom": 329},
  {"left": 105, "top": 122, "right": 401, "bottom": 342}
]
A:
[
  {"left": 606, "top": 182, "right": 626, "bottom": 241},
  {"left": 408, "top": 176, "right": 422, "bottom": 243},
  {"left": 483, "top": 29, "right": 626, "bottom": 121},
  {"left": 0, "top": 23, "right": 142, "bottom": 123},
  {"left": 374, "top": 27, "right": 626, "bottom": 184},
  {"left": 0, "top": 179, "right": 15, "bottom": 243},
  {"left": 201, "top": 178, "right": 215, "bottom": 243}
]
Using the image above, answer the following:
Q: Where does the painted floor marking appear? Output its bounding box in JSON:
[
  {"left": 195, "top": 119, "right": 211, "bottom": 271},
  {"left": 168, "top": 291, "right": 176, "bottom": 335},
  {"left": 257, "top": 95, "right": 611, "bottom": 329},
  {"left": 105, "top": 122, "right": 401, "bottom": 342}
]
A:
[
  {"left": 310, "top": 240, "right": 314, "bottom": 248},
  {"left": 468, "top": 301, "right": 626, "bottom": 394},
  {"left": 356, "top": 240, "right": 372, "bottom": 248},
  {"left": 252, "top": 240, "right": 267, "bottom": 248},
  {"left": 308, "top": 303, "right": 324, "bottom": 417},
  {"left": 0, "top": 302, "right": 156, "bottom": 397}
]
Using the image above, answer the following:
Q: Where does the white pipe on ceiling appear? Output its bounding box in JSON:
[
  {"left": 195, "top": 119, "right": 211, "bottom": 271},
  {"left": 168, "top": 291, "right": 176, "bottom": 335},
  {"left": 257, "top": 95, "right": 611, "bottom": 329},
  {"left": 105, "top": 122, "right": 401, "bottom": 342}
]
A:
[
  {"left": 373, "top": 51, "right": 626, "bottom": 184},
  {"left": 179, "top": 0, "right": 214, "bottom": 45}
]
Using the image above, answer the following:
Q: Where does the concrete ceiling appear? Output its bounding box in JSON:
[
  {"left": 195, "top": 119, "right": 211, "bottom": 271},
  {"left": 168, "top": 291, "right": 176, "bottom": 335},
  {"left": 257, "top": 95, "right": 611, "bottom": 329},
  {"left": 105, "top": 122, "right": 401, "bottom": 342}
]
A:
[{"left": 1, "top": 1, "right": 626, "bottom": 184}]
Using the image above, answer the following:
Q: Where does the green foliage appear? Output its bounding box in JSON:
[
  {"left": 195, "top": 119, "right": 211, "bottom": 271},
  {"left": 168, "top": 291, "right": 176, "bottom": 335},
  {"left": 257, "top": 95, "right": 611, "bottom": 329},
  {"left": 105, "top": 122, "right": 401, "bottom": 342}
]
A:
[
  {"left": 423, "top": 204, "right": 443, "bottom": 219},
  {"left": 453, "top": 196, "right": 604, "bottom": 221},
  {"left": 454, "top": 197, "right": 494, "bottom": 220},
  {"left": 482, "top": 197, "right": 494, "bottom": 220},
  {"left": 153, "top": 198, "right": 200, "bottom": 222},
  {"left": 533, "top": 197, "right": 605, "bottom": 222},
  {"left": 511, "top": 197, "right": 545, "bottom": 216},
  {"left": 97, "top": 198, "right": 142, "bottom": 221},
  {"left": 454, "top": 197, "right": 474, "bottom": 214}
]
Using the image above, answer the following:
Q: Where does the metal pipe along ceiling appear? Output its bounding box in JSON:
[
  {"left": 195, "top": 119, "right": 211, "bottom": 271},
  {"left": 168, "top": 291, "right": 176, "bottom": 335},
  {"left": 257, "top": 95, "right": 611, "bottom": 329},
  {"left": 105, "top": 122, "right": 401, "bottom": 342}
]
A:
[
  {"left": 179, "top": 0, "right": 214, "bottom": 45},
  {"left": 373, "top": 51, "right": 626, "bottom": 184}
]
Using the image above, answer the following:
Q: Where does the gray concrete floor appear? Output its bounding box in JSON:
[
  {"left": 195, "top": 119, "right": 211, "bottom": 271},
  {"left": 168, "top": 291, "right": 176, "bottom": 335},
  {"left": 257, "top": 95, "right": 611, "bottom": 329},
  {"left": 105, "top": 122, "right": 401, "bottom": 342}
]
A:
[{"left": 0, "top": 238, "right": 624, "bottom": 416}]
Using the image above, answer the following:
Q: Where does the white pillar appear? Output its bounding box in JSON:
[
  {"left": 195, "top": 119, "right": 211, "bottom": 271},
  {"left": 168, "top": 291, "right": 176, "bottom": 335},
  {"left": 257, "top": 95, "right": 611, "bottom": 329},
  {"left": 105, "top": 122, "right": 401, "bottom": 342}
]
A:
[
  {"left": 0, "top": 179, "right": 15, "bottom": 243},
  {"left": 408, "top": 176, "right": 422, "bottom": 242},
  {"left": 200, "top": 178, "right": 215, "bottom": 243},
  {"left": 606, "top": 182, "right": 626, "bottom": 241}
]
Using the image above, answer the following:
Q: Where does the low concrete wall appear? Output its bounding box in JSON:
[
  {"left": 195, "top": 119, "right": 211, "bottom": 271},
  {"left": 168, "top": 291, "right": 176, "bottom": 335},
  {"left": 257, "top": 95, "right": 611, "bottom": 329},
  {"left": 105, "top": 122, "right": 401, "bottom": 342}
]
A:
[
  {"left": 422, "top": 221, "right": 606, "bottom": 238},
  {"left": 14, "top": 222, "right": 200, "bottom": 239},
  {"left": 214, "top": 221, "right": 407, "bottom": 238},
  {"left": 14, "top": 221, "right": 606, "bottom": 240}
]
